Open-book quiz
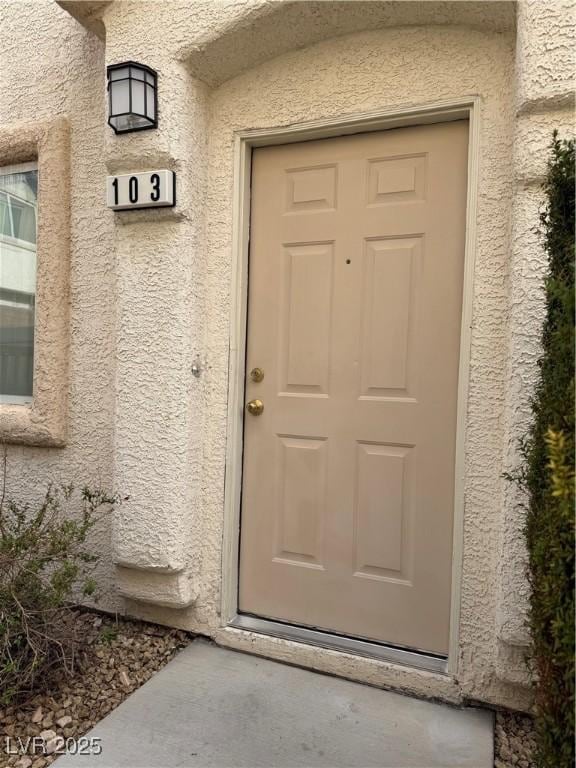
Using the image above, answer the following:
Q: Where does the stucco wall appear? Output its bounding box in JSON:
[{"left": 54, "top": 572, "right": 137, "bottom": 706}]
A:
[
  {"left": 0, "top": 0, "right": 119, "bottom": 608},
  {"left": 1, "top": 0, "right": 574, "bottom": 712},
  {"left": 496, "top": 0, "right": 575, "bottom": 685}
]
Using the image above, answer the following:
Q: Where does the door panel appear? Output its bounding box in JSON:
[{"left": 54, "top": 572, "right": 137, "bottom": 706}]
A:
[
  {"left": 239, "top": 121, "right": 469, "bottom": 655},
  {"left": 354, "top": 442, "right": 411, "bottom": 580},
  {"left": 275, "top": 435, "right": 327, "bottom": 567},
  {"left": 281, "top": 242, "right": 334, "bottom": 393},
  {"left": 360, "top": 237, "right": 420, "bottom": 397}
]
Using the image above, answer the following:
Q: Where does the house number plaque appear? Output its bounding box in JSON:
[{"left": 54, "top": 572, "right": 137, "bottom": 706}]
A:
[{"left": 106, "top": 169, "right": 176, "bottom": 210}]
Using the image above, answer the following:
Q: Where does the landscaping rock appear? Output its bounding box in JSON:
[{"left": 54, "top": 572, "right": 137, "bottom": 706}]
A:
[
  {"left": 118, "top": 671, "right": 130, "bottom": 688},
  {"left": 30, "top": 709, "right": 42, "bottom": 725},
  {"left": 0, "top": 611, "right": 190, "bottom": 767},
  {"left": 43, "top": 739, "right": 63, "bottom": 757},
  {"left": 494, "top": 710, "right": 537, "bottom": 768}
]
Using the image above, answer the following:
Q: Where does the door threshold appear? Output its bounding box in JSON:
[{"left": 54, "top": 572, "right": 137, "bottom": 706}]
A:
[{"left": 229, "top": 614, "right": 448, "bottom": 675}]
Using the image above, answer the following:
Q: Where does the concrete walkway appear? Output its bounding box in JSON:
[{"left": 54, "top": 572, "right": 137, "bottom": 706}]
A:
[{"left": 55, "top": 639, "right": 493, "bottom": 768}]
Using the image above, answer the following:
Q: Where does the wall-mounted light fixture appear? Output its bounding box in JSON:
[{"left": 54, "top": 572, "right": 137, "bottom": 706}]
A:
[{"left": 107, "top": 62, "right": 157, "bottom": 134}]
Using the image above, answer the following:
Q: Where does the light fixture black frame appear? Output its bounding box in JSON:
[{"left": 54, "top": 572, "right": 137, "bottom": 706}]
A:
[{"left": 106, "top": 61, "right": 158, "bottom": 134}]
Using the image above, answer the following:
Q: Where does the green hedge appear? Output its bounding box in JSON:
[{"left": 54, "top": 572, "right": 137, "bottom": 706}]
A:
[{"left": 523, "top": 134, "right": 574, "bottom": 768}]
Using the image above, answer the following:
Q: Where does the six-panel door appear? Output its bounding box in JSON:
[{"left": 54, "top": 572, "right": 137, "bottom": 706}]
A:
[{"left": 239, "top": 121, "right": 469, "bottom": 655}]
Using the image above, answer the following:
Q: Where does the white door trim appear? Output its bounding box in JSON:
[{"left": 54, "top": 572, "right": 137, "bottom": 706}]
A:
[{"left": 221, "top": 96, "right": 480, "bottom": 678}]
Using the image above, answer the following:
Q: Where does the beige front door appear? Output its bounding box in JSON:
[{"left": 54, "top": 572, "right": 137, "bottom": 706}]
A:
[{"left": 238, "top": 121, "right": 468, "bottom": 655}]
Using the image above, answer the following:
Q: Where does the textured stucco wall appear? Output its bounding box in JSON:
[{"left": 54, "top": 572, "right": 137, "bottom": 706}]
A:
[
  {"left": 515, "top": 0, "right": 575, "bottom": 113},
  {"left": 1, "top": 0, "right": 574, "bottom": 712},
  {"left": 495, "top": 0, "right": 575, "bottom": 686},
  {"left": 0, "top": 0, "right": 119, "bottom": 608}
]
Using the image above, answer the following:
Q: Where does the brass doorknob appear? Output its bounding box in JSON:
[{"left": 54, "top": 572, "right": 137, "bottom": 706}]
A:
[{"left": 246, "top": 398, "right": 264, "bottom": 416}]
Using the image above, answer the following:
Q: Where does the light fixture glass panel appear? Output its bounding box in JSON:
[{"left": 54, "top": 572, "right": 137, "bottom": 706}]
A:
[
  {"left": 146, "top": 85, "right": 155, "bottom": 120},
  {"left": 109, "top": 66, "right": 129, "bottom": 81},
  {"left": 145, "top": 71, "right": 154, "bottom": 84},
  {"left": 130, "top": 66, "right": 146, "bottom": 82},
  {"left": 111, "top": 79, "right": 130, "bottom": 116},
  {"left": 111, "top": 114, "right": 151, "bottom": 132},
  {"left": 0, "top": 165, "right": 38, "bottom": 400},
  {"left": 132, "top": 79, "right": 145, "bottom": 116}
]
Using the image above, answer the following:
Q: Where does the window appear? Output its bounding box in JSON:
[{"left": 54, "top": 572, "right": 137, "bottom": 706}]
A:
[{"left": 0, "top": 162, "right": 38, "bottom": 403}]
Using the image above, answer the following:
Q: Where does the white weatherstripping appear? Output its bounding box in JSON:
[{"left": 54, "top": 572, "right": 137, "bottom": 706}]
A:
[
  {"left": 222, "top": 97, "right": 481, "bottom": 678},
  {"left": 230, "top": 615, "right": 448, "bottom": 674}
]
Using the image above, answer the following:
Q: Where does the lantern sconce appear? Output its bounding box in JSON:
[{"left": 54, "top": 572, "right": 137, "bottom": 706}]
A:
[{"left": 107, "top": 62, "right": 157, "bottom": 134}]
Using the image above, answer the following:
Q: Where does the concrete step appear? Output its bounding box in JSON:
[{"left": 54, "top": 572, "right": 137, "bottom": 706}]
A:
[{"left": 55, "top": 638, "right": 493, "bottom": 767}]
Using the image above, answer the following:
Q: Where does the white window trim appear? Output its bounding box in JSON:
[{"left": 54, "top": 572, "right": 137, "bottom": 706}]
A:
[
  {"left": 0, "top": 160, "right": 38, "bottom": 406},
  {"left": 0, "top": 160, "right": 38, "bottom": 176},
  {"left": 0, "top": 394, "right": 33, "bottom": 405},
  {"left": 0, "top": 162, "right": 38, "bottom": 250},
  {"left": 0, "top": 195, "right": 38, "bottom": 252},
  {"left": 0, "top": 234, "right": 37, "bottom": 253}
]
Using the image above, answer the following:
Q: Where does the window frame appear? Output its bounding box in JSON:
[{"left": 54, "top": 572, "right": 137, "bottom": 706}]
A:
[
  {"left": 0, "top": 160, "right": 39, "bottom": 405},
  {"left": 0, "top": 118, "right": 70, "bottom": 446}
]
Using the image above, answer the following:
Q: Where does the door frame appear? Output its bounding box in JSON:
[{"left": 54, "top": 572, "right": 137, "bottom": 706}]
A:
[{"left": 221, "top": 96, "right": 481, "bottom": 677}]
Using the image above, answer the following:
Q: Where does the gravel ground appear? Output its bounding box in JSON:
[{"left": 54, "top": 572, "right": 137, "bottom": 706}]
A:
[
  {"left": 0, "top": 611, "right": 190, "bottom": 768},
  {"left": 494, "top": 710, "right": 537, "bottom": 768}
]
